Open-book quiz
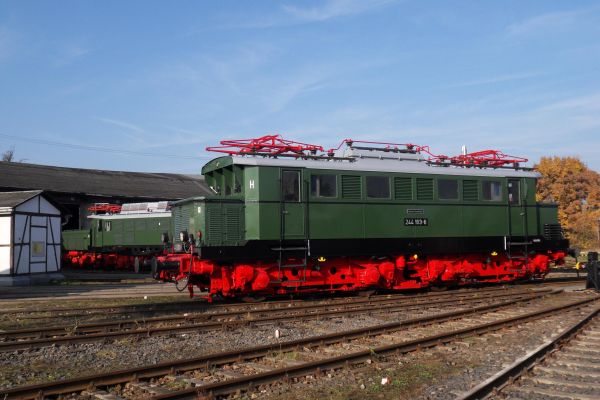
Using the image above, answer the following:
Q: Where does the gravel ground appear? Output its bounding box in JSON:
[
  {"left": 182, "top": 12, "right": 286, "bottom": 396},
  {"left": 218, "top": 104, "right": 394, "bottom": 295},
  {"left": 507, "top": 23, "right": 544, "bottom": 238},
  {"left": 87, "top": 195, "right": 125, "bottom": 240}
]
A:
[
  {"left": 248, "top": 292, "right": 599, "bottom": 400},
  {"left": 0, "top": 289, "right": 593, "bottom": 396},
  {"left": 0, "top": 307, "right": 438, "bottom": 389}
]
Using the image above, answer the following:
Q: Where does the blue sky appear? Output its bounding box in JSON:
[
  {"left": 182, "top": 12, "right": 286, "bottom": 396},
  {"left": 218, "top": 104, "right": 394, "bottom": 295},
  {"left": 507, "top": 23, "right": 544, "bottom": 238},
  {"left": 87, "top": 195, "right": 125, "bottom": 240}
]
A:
[{"left": 1, "top": 0, "right": 599, "bottom": 173}]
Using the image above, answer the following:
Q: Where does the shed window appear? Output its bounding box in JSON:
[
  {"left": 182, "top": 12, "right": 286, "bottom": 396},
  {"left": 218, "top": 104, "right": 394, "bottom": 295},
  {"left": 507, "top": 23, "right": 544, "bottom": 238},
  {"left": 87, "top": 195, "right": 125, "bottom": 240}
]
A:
[
  {"left": 366, "top": 176, "right": 390, "bottom": 199},
  {"left": 311, "top": 174, "right": 337, "bottom": 198},
  {"left": 438, "top": 179, "right": 459, "bottom": 200},
  {"left": 482, "top": 181, "right": 502, "bottom": 201}
]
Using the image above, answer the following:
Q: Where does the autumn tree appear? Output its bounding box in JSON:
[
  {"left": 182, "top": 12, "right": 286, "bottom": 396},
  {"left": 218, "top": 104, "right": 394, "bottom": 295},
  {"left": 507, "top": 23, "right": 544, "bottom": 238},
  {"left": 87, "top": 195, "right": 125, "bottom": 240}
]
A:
[{"left": 536, "top": 156, "right": 600, "bottom": 250}]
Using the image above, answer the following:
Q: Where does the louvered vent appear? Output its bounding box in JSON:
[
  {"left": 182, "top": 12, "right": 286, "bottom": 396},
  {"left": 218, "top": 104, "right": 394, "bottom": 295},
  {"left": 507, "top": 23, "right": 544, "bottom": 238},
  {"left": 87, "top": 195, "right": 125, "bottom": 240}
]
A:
[
  {"left": 543, "top": 224, "right": 563, "bottom": 240},
  {"left": 342, "top": 175, "right": 361, "bottom": 199},
  {"left": 224, "top": 204, "right": 242, "bottom": 241},
  {"left": 173, "top": 207, "right": 190, "bottom": 243},
  {"left": 463, "top": 180, "right": 478, "bottom": 201},
  {"left": 207, "top": 206, "right": 223, "bottom": 242},
  {"left": 416, "top": 178, "right": 434, "bottom": 200},
  {"left": 394, "top": 177, "right": 412, "bottom": 200}
]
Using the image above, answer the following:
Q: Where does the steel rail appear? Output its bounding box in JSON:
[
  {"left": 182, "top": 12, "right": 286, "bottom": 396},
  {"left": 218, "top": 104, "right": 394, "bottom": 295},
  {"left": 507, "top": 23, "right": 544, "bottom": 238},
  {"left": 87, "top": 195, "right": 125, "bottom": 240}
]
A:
[
  {"left": 0, "top": 291, "right": 564, "bottom": 399},
  {"left": 0, "top": 277, "right": 583, "bottom": 317},
  {"left": 152, "top": 296, "right": 600, "bottom": 399},
  {"left": 0, "top": 287, "right": 550, "bottom": 340},
  {"left": 0, "top": 291, "right": 552, "bottom": 352},
  {"left": 456, "top": 305, "right": 600, "bottom": 400},
  {"left": 0, "top": 284, "right": 523, "bottom": 316}
]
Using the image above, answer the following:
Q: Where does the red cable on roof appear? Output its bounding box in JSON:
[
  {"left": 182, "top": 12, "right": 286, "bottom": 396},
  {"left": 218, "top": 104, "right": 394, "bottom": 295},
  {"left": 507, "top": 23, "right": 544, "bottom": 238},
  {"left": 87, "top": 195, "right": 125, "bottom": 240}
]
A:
[
  {"left": 206, "top": 135, "right": 528, "bottom": 167},
  {"left": 206, "top": 134, "right": 324, "bottom": 156}
]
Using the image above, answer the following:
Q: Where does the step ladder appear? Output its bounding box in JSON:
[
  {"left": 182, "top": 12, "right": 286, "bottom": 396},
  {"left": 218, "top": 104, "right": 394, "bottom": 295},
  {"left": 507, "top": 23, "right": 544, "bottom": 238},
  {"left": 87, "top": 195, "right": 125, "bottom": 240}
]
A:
[
  {"left": 271, "top": 242, "right": 309, "bottom": 283},
  {"left": 506, "top": 196, "right": 530, "bottom": 272}
]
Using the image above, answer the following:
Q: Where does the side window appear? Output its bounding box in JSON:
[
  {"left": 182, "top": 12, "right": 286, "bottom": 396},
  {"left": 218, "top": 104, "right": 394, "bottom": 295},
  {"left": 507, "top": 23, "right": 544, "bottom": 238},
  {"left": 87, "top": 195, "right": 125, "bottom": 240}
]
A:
[
  {"left": 438, "top": 179, "right": 458, "bottom": 200},
  {"left": 282, "top": 170, "right": 300, "bottom": 202},
  {"left": 223, "top": 167, "right": 233, "bottom": 196},
  {"left": 366, "top": 176, "right": 390, "bottom": 199},
  {"left": 482, "top": 181, "right": 502, "bottom": 201},
  {"left": 96, "top": 220, "right": 102, "bottom": 232},
  {"left": 233, "top": 166, "right": 243, "bottom": 194},
  {"left": 104, "top": 221, "right": 112, "bottom": 232},
  {"left": 311, "top": 174, "right": 337, "bottom": 198},
  {"left": 508, "top": 179, "right": 520, "bottom": 205}
]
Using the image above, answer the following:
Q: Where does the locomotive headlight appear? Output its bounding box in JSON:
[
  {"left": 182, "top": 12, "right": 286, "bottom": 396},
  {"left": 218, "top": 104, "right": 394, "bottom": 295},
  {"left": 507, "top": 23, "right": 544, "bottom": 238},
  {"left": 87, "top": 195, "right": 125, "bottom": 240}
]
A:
[
  {"left": 491, "top": 251, "right": 498, "bottom": 256},
  {"left": 179, "top": 231, "right": 189, "bottom": 242}
]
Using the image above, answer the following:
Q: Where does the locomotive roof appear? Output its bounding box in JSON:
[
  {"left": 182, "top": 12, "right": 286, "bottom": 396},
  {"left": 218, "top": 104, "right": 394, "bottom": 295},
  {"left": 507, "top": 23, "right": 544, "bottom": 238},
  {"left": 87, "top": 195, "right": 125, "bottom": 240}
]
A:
[
  {"left": 89, "top": 211, "right": 172, "bottom": 220},
  {"left": 204, "top": 146, "right": 539, "bottom": 179}
]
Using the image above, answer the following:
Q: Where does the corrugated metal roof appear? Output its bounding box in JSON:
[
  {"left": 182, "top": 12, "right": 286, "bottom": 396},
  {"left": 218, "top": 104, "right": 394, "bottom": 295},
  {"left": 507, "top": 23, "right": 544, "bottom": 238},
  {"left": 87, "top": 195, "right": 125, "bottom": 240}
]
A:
[
  {"left": 0, "top": 161, "right": 211, "bottom": 199},
  {"left": 0, "top": 190, "right": 43, "bottom": 208}
]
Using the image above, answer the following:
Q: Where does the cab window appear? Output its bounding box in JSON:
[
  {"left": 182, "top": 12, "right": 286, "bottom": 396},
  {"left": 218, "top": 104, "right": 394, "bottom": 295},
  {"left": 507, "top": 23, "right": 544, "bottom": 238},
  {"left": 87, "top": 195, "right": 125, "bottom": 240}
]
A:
[
  {"left": 282, "top": 170, "right": 300, "bottom": 202},
  {"left": 311, "top": 174, "right": 337, "bottom": 198},
  {"left": 482, "top": 181, "right": 502, "bottom": 201}
]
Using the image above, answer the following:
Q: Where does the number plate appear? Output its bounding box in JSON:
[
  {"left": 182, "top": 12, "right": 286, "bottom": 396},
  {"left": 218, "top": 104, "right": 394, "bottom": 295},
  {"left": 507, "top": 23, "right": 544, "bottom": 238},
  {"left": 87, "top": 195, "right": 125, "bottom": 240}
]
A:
[{"left": 404, "top": 218, "right": 429, "bottom": 226}]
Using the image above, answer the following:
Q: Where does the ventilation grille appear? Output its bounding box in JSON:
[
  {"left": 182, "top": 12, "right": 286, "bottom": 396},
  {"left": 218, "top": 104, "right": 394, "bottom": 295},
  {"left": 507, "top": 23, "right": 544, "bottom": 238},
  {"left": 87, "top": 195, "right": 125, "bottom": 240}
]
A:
[
  {"left": 342, "top": 175, "right": 361, "bottom": 199},
  {"left": 463, "top": 180, "right": 478, "bottom": 201},
  {"left": 543, "top": 224, "right": 563, "bottom": 240},
  {"left": 173, "top": 207, "right": 190, "bottom": 243},
  {"left": 207, "top": 206, "right": 223, "bottom": 241},
  {"left": 416, "top": 178, "right": 434, "bottom": 200},
  {"left": 394, "top": 177, "right": 412, "bottom": 200},
  {"left": 224, "top": 204, "right": 242, "bottom": 241}
]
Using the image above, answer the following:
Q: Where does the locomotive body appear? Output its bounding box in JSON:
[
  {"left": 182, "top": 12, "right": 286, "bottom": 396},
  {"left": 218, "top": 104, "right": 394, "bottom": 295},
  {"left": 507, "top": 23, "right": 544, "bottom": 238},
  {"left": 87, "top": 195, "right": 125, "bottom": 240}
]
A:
[
  {"left": 63, "top": 202, "right": 171, "bottom": 271},
  {"left": 156, "top": 138, "right": 568, "bottom": 299}
]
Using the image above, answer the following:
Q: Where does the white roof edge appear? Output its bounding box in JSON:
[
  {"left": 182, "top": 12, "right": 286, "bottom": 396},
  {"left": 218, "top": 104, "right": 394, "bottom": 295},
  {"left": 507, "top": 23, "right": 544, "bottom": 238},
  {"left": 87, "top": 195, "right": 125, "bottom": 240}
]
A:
[
  {"left": 89, "top": 212, "right": 172, "bottom": 220},
  {"left": 230, "top": 156, "right": 539, "bottom": 179}
]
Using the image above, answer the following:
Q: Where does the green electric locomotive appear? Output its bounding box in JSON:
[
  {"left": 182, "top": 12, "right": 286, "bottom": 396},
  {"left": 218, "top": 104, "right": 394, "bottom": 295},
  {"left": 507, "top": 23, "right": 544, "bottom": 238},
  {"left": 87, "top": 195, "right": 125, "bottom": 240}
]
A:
[
  {"left": 156, "top": 136, "right": 567, "bottom": 299},
  {"left": 63, "top": 202, "right": 171, "bottom": 271}
]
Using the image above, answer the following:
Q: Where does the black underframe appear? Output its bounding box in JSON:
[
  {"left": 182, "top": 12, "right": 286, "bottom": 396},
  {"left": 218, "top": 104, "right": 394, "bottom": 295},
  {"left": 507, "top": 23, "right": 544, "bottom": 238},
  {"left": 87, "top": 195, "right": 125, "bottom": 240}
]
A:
[{"left": 197, "top": 236, "right": 569, "bottom": 263}]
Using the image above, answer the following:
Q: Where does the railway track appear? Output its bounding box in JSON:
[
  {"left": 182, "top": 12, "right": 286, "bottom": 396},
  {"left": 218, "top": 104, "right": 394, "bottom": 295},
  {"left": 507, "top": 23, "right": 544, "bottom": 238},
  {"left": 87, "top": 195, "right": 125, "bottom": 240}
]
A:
[
  {"left": 1, "top": 290, "right": 595, "bottom": 399},
  {"left": 0, "top": 276, "right": 584, "bottom": 321},
  {"left": 0, "top": 285, "right": 514, "bottom": 319},
  {"left": 0, "top": 288, "right": 553, "bottom": 351},
  {"left": 459, "top": 302, "right": 600, "bottom": 399}
]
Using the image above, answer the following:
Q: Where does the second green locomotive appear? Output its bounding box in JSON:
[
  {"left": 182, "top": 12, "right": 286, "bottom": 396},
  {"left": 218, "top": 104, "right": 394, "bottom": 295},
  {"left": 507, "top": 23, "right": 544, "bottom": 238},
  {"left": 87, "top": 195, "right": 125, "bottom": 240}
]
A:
[{"left": 63, "top": 202, "right": 171, "bottom": 271}]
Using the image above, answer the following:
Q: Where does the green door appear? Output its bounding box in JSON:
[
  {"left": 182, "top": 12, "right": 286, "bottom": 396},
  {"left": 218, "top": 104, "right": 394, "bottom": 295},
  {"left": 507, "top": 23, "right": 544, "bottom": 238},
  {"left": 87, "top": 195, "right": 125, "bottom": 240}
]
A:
[
  {"left": 281, "top": 169, "right": 305, "bottom": 239},
  {"left": 507, "top": 178, "right": 526, "bottom": 237}
]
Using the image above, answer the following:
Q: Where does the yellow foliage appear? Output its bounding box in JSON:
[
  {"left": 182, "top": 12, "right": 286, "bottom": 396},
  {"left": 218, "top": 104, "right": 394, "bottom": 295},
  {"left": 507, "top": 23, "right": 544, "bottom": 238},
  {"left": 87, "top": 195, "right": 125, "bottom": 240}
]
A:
[{"left": 535, "top": 156, "right": 600, "bottom": 249}]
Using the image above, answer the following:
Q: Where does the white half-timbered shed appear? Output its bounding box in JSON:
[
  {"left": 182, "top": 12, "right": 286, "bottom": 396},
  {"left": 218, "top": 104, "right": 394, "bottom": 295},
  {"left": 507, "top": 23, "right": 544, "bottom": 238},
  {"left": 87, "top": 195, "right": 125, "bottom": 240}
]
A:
[{"left": 0, "top": 190, "right": 62, "bottom": 276}]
